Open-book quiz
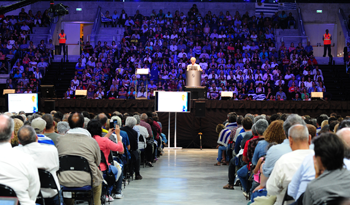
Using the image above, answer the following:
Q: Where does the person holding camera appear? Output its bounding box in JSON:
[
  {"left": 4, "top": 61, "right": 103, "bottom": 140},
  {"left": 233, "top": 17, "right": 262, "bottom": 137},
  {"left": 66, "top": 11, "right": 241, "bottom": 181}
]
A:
[{"left": 87, "top": 119, "right": 124, "bottom": 202}]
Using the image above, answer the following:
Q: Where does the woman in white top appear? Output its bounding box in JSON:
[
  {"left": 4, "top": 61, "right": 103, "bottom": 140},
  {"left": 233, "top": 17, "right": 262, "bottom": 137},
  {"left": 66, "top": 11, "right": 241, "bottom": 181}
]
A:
[
  {"left": 255, "top": 70, "right": 263, "bottom": 80},
  {"left": 218, "top": 31, "right": 226, "bottom": 39},
  {"left": 163, "top": 31, "right": 170, "bottom": 39},
  {"left": 199, "top": 58, "right": 208, "bottom": 70},
  {"left": 170, "top": 31, "right": 178, "bottom": 40},
  {"left": 137, "top": 87, "right": 147, "bottom": 98},
  {"left": 71, "top": 76, "right": 79, "bottom": 86},
  {"left": 304, "top": 77, "right": 313, "bottom": 89}
]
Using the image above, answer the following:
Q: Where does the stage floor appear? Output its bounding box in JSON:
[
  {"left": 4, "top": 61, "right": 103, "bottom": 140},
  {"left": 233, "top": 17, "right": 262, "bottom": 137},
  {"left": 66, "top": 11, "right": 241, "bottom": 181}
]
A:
[{"left": 115, "top": 149, "right": 248, "bottom": 205}]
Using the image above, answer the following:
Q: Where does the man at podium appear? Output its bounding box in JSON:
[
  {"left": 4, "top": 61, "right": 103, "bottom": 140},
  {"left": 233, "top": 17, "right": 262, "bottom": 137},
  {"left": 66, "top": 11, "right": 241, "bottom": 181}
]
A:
[{"left": 187, "top": 57, "right": 202, "bottom": 71}]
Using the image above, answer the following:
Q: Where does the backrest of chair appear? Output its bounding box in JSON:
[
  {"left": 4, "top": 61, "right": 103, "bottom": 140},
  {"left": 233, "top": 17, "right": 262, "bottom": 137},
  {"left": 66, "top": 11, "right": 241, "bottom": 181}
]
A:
[
  {"left": 58, "top": 155, "right": 93, "bottom": 187},
  {"left": 59, "top": 155, "right": 91, "bottom": 173},
  {"left": 38, "top": 169, "right": 58, "bottom": 190},
  {"left": 0, "top": 184, "right": 17, "bottom": 197}
]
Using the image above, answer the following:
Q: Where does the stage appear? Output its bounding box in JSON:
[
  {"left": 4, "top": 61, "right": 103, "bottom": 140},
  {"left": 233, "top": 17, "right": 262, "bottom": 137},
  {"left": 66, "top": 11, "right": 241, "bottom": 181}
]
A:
[{"left": 1, "top": 99, "right": 350, "bottom": 148}]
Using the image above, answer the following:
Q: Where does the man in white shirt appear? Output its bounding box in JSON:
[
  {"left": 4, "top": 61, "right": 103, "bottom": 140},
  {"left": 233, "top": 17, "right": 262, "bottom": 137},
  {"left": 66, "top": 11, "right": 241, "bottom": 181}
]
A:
[
  {"left": 177, "top": 49, "right": 187, "bottom": 59},
  {"left": 34, "top": 68, "right": 42, "bottom": 80},
  {"left": 0, "top": 115, "right": 40, "bottom": 205},
  {"left": 16, "top": 125, "right": 61, "bottom": 204},
  {"left": 170, "top": 42, "right": 177, "bottom": 53},
  {"left": 266, "top": 124, "right": 314, "bottom": 205},
  {"left": 21, "top": 23, "right": 30, "bottom": 31}
]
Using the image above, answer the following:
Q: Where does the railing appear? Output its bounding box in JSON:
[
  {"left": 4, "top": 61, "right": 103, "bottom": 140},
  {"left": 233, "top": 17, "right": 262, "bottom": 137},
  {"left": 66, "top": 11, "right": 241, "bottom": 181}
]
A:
[
  {"left": 297, "top": 7, "right": 306, "bottom": 37},
  {"left": 27, "top": 34, "right": 52, "bottom": 44},
  {"left": 89, "top": 6, "right": 102, "bottom": 46},
  {"left": 281, "top": 36, "right": 309, "bottom": 42},
  {"left": 86, "top": 34, "right": 122, "bottom": 42}
]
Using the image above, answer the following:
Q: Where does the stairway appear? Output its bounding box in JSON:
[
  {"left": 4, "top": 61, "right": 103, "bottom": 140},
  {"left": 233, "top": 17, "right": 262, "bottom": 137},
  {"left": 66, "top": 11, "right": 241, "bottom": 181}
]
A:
[
  {"left": 95, "top": 27, "right": 124, "bottom": 46},
  {"left": 319, "top": 65, "right": 348, "bottom": 101},
  {"left": 30, "top": 27, "right": 51, "bottom": 45},
  {"left": 41, "top": 62, "right": 76, "bottom": 98}
]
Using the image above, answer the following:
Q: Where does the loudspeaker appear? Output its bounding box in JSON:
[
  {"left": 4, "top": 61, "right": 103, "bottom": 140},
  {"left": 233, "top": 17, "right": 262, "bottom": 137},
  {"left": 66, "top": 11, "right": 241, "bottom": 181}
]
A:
[
  {"left": 44, "top": 100, "right": 55, "bottom": 113},
  {"left": 195, "top": 101, "right": 206, "bottom": 117}
]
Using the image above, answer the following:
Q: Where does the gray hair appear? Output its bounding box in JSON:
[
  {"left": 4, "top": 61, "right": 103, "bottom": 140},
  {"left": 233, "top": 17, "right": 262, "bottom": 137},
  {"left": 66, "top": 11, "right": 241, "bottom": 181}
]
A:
[
  {"left": 133, "top": 115, "right": 141, "bottom": 124},
  {"left": 83, "top": 117, "right": 90, "bottom": 129},
  {"left": 111, "top": 116, "right": 122, "bottom": 127},
  {"left": 125, "top": 117, "right": 137, "bottom": 128},
  {"left": 0, "top": 115, "right": 14, "bottom": 142},
  {"left": 283, "top": 114, "right": 306, "bottom": 138},
  {"left": 255, "top": 119, "right": 269, "bottom": 136},
  {"left": 320, "top": 114, "right": 329, "bottom": 120},
  {"left": 337, "top": 128, "right": 350, "bottom": 148},
  {"left": 251, "top": 124, "right": 257, "bottom": 136},
  {"left": 254, "top": 115, "right": 266, "bottom": 123},
  {"left": 245, "top": 114, "right": 254, "bottom": 123},
  {"left": 288, "top": 124, "right": 309, "bottom": 141},
  {"left": 57, "top": 121, "right": 70, "bottom": 134},
  {"left": 18, "top": 125, "right": 37, "bottom": 145},
  {"left": 140, "top": 113, "right": 148, "bottom": 121},
  {"left": 62, "top": 113, "right": 70, "bottom": 121}
]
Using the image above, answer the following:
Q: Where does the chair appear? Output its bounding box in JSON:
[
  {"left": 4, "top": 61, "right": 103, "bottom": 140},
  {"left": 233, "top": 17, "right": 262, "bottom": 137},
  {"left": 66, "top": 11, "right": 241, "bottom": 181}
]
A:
[
  {"left": 38, "top": 169, "right": 61, "bottom": 205},
  {"left": 0, "top": 184, "right": 20, "bottom": 205},
  {"left": 58, "top": 155, "right": 94, "bottom": 205},
  {"left": 282, "top": 187, "right": 295, "bottom": 205}
]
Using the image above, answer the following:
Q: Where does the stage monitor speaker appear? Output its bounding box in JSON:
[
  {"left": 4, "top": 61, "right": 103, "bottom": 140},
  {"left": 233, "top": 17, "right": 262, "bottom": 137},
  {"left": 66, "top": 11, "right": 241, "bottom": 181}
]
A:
[
  {"left": 195, "top": 101, "right": 206, "bottom": 117},
  {"left": 44, "top": 100, "right": 55, "bottom": 113}
]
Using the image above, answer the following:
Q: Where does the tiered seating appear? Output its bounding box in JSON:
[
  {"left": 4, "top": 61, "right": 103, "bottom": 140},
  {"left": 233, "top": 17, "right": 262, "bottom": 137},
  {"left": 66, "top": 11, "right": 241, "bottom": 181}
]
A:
[
  {"left": 1, "top": 8, "right": 52, "bottom": 93},
  {"left": 63, "top": 6, "right": 325, "bottom": 101}
]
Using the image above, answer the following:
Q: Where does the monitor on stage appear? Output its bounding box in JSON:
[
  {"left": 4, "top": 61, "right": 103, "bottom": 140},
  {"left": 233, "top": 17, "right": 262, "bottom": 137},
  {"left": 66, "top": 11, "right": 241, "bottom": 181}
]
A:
[
  {"left": 8, "top": 93, "right": 39, "bottom": 113},
  {"left": 155, "top": 91, "right": 191, "bottom": 113}
]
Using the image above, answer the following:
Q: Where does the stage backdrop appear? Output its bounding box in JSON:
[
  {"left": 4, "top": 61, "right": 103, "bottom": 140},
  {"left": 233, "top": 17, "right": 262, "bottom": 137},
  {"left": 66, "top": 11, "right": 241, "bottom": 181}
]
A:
[{"left": 2, "top": 99, "right": 350, "bottom": 148}]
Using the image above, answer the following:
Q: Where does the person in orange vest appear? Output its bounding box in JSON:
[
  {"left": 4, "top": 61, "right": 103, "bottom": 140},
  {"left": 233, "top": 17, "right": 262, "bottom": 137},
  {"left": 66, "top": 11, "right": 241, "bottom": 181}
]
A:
[
  {"left": 58, "top": 29, "right": 67, "bottom": 55},
  {"left": 323, "top": 29, "right": 332, "bottom": 57}
]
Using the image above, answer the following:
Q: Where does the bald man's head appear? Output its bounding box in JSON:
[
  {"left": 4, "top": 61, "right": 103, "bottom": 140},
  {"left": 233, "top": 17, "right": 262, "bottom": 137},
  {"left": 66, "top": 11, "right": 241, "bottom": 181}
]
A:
[
  {"left": 0, "top": 115, "right": 14, "bottom": 142},
  {"left": 97, "top": 113, "right": 108, "bottom": 127},
  {"left": 337, "top": 128, "right": 350, "bottom": 148},
  {"left": 140, "top": 113, "right": 148, "bottom": 121},
  {"left": 68, "top": 112, "right": 84, "bottom": 128},
  {"left": 18, "top": 125, "right": 37, "bottom": 146}
]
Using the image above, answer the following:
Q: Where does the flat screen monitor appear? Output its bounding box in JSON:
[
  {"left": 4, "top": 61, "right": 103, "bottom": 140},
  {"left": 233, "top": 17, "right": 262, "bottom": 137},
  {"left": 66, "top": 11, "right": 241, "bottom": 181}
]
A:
[
  {"left": 8, "top": 93, "right": 38, "bottom": 113},
  {"left": 155, "top": 91, "right": 191, "bottom": 113},
  {"left": 0, "top": 197, "right": 18, "bottom": 205}
]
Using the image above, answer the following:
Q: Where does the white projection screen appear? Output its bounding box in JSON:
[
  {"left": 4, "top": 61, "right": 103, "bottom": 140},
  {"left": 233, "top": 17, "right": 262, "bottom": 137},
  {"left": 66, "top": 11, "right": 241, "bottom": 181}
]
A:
[{"left": 155, "top": 91, "right": 191, "bottom": 113}]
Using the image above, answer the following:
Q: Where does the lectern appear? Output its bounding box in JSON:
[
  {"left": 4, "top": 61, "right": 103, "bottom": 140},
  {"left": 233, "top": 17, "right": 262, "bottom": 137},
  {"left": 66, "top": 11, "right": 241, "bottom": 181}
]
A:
[
  {"left": 186, "top": 70, "right": 201, "bottom": 87},
  {"left": 185, "top": 70, "right": 207, "bottom": 99}
]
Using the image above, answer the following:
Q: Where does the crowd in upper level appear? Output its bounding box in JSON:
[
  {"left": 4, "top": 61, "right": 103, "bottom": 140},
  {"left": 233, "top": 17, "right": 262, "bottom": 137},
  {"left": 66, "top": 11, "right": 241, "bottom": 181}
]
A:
[
  {"left": 62, "top": 5, "right": 328, "bottom": 101},
  {"left": 0, "top": 8, "right": 53, "bottom": 93}
]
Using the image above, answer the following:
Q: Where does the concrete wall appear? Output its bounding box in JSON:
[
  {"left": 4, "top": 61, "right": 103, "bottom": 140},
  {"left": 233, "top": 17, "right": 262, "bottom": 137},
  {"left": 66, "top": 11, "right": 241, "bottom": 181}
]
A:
[{"left": 298, "top": 3, "right": 350, "bottom": 24}]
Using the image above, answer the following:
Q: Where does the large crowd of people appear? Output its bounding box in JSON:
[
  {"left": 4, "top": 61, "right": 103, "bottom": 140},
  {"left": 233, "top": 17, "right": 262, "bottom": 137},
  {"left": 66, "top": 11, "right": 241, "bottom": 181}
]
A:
[
  {"left": 215, "top": 112, "right": 350, "bottom": 204},
  {"left": 0, "top": 8, "right": 53, "bottom": 94},
  {"left": 60, "top": 6, "right": 328, "bottom": 101},
  {"left": 0, "top": 110, "right": 166, "bottom": 204}
]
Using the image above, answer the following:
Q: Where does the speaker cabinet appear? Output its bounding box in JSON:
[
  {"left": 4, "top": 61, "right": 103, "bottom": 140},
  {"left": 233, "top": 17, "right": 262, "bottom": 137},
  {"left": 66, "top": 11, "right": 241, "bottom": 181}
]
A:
[
  {"left": 195, "top": 101, "right": 206, "bottom": 117},
  {"left": 44, "top": 100, "right": 55, "bottom": 113}
]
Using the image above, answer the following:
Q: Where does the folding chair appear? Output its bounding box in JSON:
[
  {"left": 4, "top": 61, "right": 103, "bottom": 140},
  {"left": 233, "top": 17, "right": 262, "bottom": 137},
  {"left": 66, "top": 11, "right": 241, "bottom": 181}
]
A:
[
  {"left": 38, "top": 169, "right": 61, "bottom": 205},
  {"left": 282, "top": 187, "right": 295, "bottom": 205},
  {"left": 58, "top": 155, "right": 94, "bottom": 205},
  {"left": 0, "top": 183, "right": 20, "bottom": 205}
]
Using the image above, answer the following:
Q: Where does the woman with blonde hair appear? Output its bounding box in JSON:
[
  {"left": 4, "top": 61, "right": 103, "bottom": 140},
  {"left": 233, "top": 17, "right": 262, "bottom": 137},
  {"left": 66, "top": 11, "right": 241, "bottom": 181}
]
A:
[{"left": 11, "top": 118, "right": 24, "bottom": 147}]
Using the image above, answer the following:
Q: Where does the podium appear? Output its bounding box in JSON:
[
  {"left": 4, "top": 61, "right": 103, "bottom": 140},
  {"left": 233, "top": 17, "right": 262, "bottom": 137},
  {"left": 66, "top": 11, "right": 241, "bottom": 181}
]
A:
[
  {"left": 185, "top": 70, "right": 207, "bottom": 99},
  {"left": 186, "top": 70, "right": 201, "bottom": 87}
]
